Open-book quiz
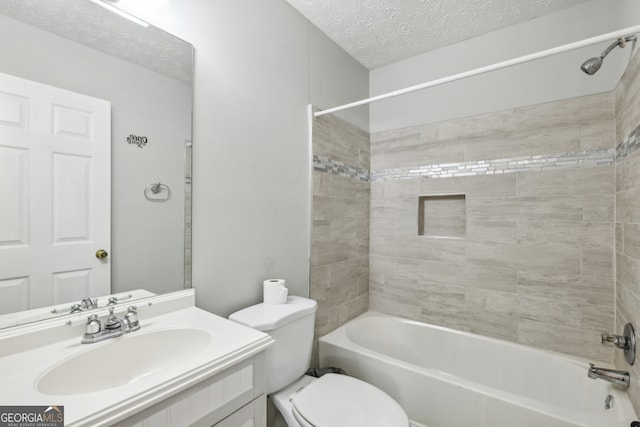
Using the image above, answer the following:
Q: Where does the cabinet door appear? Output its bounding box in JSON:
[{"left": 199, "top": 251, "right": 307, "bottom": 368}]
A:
[{"left": 215, "top": 397, "right": 265, "bottom": 427}]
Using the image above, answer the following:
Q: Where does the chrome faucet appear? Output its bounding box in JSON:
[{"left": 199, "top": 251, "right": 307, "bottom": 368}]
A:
[
  {"left": 588, "top": 364, "right": 630, "bottom": 388},
  {"left": 80, "top": 297, "right": 98, "bottom": 310},
  {"left": 81, "top": 306, "right": 141, "bottom": 344}
]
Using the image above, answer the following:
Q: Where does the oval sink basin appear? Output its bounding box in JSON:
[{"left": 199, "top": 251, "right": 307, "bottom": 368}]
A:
[{"left": 37, "top": 328, "right": 212, "bottom": 395}]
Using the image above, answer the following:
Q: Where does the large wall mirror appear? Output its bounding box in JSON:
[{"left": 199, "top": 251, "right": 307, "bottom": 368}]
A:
[{"left": 0, "top": 0, "right": 193, "bottom": 328}]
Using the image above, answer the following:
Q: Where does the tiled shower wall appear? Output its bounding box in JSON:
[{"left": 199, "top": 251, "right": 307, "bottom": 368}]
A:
[
  {"left": 310, "top": 113, "right": 370, "bottom": 365},
  {"left": 370, "top": 93, "right": 616, "bottom": 363},
  {"left": 614, "top": 50, "right": 640, "bottom": 412}
]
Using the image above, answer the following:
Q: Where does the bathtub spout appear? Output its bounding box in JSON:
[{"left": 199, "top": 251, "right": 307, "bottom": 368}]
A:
[{"left": 588, "top": 364, "right": 630, "bottom": 388}]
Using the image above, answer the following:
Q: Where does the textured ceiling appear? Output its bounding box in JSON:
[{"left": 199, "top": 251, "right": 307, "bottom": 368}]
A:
[
  {"left": 285, "top": 0, "right": 591, "bottom": 69},
  {"left": 0, "top": 0, "right": 192, "bottom": 83}
]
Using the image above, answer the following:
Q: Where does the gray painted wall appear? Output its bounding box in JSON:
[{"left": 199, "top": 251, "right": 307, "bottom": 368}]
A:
[{"left": 125, "top": 0, "right": 369, "bottom": 317}]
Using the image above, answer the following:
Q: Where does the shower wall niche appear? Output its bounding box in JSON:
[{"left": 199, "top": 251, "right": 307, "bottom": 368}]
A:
[{"left": 418, "top": 194, "right": 466, "bottom": 238}]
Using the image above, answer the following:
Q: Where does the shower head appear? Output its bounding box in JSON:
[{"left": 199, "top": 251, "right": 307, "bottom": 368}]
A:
[
  {"left": 580, "top": 56, "right": 603, "bottom": 75},
  {"left": 581, "top": 35, "right": 637, "bottom": 75}
]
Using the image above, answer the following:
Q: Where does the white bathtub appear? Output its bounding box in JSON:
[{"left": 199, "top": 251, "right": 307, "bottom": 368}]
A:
[{"left": 319, "top": 312, "right": 637, "bottom": 427}]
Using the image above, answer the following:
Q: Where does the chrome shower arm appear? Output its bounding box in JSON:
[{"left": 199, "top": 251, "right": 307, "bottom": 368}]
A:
[{"left": 600, "top": 35, "right": 637, "bottom": 59}]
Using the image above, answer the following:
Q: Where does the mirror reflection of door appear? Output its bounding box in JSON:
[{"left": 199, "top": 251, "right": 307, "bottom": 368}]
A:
[{"left": 0, "top": 72, "right": 110, "bottom": 314}]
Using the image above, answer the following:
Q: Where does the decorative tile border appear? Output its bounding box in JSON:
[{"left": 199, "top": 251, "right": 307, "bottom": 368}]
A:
[
  {"left": 313, "top": 155, "right": 369, "bottom": 182},
  {"left": 314, "top": 146, "right": 623, "bottom": 183},
  {"left": 371, "top": 148, "right": 614, "bottom": 181},
  {"left": 615, "top": 122, "right": 640, "bottom": 162}
]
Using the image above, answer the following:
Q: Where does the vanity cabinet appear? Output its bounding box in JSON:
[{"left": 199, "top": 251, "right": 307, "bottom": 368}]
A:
[{"left": 114, "top": 353, "right": 266, "bottom": 427}]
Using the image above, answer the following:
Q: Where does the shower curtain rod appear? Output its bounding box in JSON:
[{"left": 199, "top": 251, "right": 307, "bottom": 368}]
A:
[{"left": 314, "top": 24, "right": 640, "bottom": 118}]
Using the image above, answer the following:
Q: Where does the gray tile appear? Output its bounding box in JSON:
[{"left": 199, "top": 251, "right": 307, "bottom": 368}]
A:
[
  {"left": 616, "top": 285, "right": 640, "bottom": 348},
  {"left": 388, "top": 280, "right": 466, "bottom": 309},
  {"left": 616, "top": 253, "right": 640, "bottom": 296},
  {"left": 420, "top": 174, "right": 517, "bottom": 197},
  {"left": 466, "top": 242, "right": 581, "bottom": 274},
  {"left": 420, "top": 307, "right": 518, "bottom": 342},
  {"left": 385, "top": 236, "right": 466, "bottom": 263},
  {"left": 516, "top": 167, "right": 614, "bottom": 197},
  {"left": 467, "top": 220, "right": 517, "bottom": 244},
  {"left": 310, "top": 266, "right": 330, "bottom": 292},
  {"left": 467, "top": 196, "right": 583, "bottom": 222},
  {"left": 311, "top": 239, "right": 359, "bottom": 267},
  {"left": 329, "top": 217, "right": 369, "bottom": 241},
  {"left": 617, "top": 223, "right": 624, "bottom": 253},
  {"left": 516, "top": 222, "right": 613, "bottom": 250},
  {"left": 460, "top": 308, "right": 519, "bottom": 341},
  {"left": 384, "top": 179, "right": 420, "bottom": 197},
  {"left": 616, "top": 146, "right": 640, "bottom": 192},
  {"left": 330, "top": 175, "right": 369, "bottom": 199},
  {"left": 330, "top": 258, "right": 361, "bottom": 285},
  {"left": 581, "top": 303, "right": 614, "bottom": 331},
  {"left": 369, "top": 291, "right": 421, "bottom": 319},
  {"left": 383, "top": 197, "right": 419, "bottom": 218},
  {"left": 369, "top": 235, "right": 385, "bottom": 256},
  {"left": 370, "top": 199, "right": 385, "bottom": 218},
  {"left": 465, "top": 288, "right": 582, "bottom": 327},
  {"left": 583, "top": 193, "right": 615, "bottom": 222},
  {"left": 517, "top": 272, "right": 613, "bottom": 306},
  {"left": 370, "top": 181, "right": 385, "bottom": 199},
  {"left": 312, "top": 220, "right": 331, "bottom": 241},
  {"left": 312, "top": 196, "right": 369, "bottom": 220},
  {"left": 616, "top": 186, "right": 640, "bottom": 223},
  {"left": 370, "top": 127, "right": 421, "bottom": 149},
  {"left": 463, "top": 264, "right": 518, "bottom": 292},
  {"left": 580, "top": 121, "right": 616, "bottom": 151},
  {"left": 581, "top": 248, "right": 613, "bottom": 278},
  {"left": 615, "top": 50, "right": 640, "bottom": 141},
  {"left": 624, "top": 223, "right": 640, "bottom": 259},
  {"left": 518, "top": 319, "right": 612, "bottom": 363},
  {"left": 313, "top": 171, "right": 332, "bottom": 197},
  {"left": 464, "top": 126, "right": 580, "bottom": 162}
]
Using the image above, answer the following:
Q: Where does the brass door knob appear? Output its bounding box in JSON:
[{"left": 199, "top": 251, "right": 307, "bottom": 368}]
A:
[{"left": 96, "top": 249, "right": 109, "bottom": 259}]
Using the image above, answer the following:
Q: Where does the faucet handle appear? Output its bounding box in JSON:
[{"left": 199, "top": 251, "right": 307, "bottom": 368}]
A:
[
  {"left": 601, "top": 323, "right": 636, "bottom": 365},
  {"left": 601, "top": 333, "right": 629, "bottom": 349},
  {"left": 86, "top": 314, "right": 101, "bottom": 334},
  {"left": 124, "top": 306, "right": 140, "bottom": 332}
]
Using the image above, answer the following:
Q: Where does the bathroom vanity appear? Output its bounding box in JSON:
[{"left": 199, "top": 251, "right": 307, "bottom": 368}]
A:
[{"left": 0, "top": 290, "right": 273, "bottom": 427}]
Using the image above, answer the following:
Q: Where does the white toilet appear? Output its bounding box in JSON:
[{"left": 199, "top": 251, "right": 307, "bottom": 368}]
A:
[{"left": 229, "top": 296, "right": 409, "bottom": 427}]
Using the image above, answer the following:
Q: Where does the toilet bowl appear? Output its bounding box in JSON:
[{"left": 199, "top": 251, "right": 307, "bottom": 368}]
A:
[{"left": 229, "top": 296, "right": 409, "bottom": 427}]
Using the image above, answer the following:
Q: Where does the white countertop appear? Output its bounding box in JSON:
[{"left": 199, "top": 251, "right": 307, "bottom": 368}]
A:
[{"left": 0, "top": 290, "right": 273, "bottom": 426}]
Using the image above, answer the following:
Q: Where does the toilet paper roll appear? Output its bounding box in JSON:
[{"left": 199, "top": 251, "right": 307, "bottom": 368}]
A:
[{"left": 263, "top": 279, "right": 288, "bottom": 304}]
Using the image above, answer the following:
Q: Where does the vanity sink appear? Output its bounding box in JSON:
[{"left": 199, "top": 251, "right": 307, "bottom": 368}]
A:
[
  {"left": 37, "top": 328, "right": 211, "bottom": 395},
  {"left": 0, "top": 291, "right": 273, "bottom": 426}
]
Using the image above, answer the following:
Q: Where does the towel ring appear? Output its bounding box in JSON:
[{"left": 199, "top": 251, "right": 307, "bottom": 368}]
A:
[{"left": 144, "top": 182, "right": 171, "bottom": 202}]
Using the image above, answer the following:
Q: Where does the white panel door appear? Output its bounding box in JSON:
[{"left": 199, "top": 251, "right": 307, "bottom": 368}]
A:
[{"left": 0, "top": 72, "right": 110, "bottom": 314}]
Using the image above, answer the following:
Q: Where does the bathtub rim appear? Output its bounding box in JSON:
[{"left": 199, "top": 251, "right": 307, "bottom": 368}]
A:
[{"left": 321, "top": 310, "right": 614, "bottom": 369}]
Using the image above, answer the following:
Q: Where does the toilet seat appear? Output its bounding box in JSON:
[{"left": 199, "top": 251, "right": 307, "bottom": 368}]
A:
[{"left": 290, "top": 374, "right": 409, "bottom": 427}]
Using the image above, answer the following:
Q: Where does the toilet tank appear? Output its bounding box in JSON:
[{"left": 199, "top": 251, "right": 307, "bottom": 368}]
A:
[{"left": 229, "top": 296, "right": 317, "bottom": 393}]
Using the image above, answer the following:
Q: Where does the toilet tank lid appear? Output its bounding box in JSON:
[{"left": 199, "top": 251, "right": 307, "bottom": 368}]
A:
[{"left": 228, "top": 296, "right": 317, "bottom": 331}]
